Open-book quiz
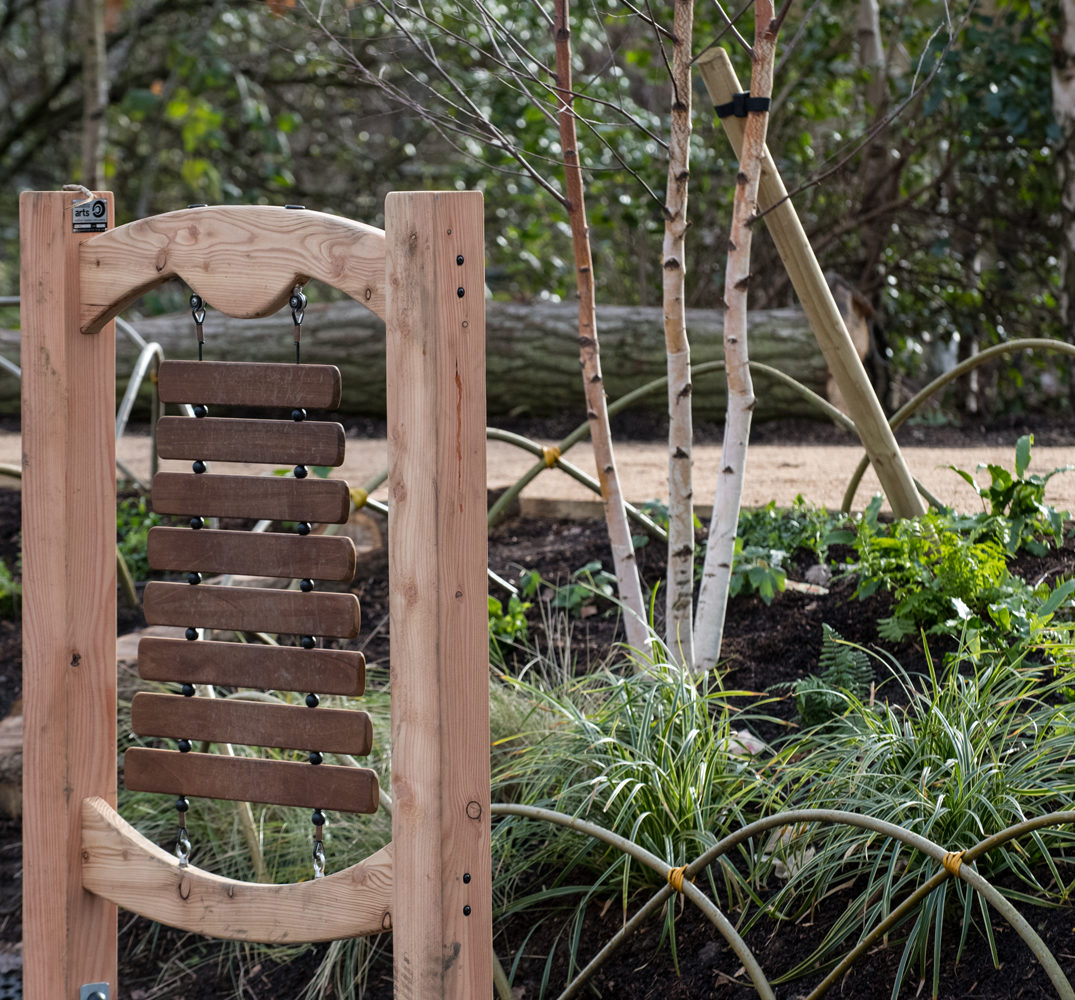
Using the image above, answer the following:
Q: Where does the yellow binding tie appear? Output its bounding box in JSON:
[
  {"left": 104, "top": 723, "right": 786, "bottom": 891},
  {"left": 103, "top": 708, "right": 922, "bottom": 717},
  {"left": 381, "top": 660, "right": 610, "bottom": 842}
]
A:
[
  {"left": 542, "top": 446, "right": 561, "bottom": 468},
  {"left": 350, "top": 487, "right": 369, "bottom": 510},
  {"left": 667, "top": 865, "right": 690, "bottom": 894},
  {"left": 942, "top": 851, "right": 964, "bottom": 878}
]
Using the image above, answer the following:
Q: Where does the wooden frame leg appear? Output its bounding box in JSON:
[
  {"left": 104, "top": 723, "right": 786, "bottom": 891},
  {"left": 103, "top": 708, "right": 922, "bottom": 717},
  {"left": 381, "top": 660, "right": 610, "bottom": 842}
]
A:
[
  {"left": 386, "top": 191, "right": 492, "bottom": 999},
  {"left": 20, "top": 190, "right": 118, "bottom": 999}
]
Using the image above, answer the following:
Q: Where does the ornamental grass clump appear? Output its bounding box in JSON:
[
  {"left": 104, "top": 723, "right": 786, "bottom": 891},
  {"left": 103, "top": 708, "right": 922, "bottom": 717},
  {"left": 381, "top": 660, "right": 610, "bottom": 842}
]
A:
[
  {"left": 492, "top": 660, "right": 777, "bottom": 911},
  {"left": 763, "top": 642, "right": 1075, "bottom": 997}
]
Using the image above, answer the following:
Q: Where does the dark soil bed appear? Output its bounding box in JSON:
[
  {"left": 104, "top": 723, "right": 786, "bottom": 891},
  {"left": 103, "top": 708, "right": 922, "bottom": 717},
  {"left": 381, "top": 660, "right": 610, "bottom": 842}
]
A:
[{"left": 2, "top": 414, "right": 1075, "bottom": 999}]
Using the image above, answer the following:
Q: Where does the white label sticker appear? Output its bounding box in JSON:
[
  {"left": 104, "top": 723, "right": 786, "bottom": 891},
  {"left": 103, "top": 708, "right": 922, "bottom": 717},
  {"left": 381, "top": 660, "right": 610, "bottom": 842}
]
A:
[{"left": 72, "top": 198, "right": 109, "bottom": 232}]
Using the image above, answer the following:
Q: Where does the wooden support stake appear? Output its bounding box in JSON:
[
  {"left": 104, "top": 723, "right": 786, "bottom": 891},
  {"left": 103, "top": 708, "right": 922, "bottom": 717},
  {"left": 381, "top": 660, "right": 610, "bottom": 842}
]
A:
[
  {"left": 386, "top": 192, "right": 492, "bottom": 999},
  {"left": 696, "top": 48, "right": 924, "bottom": 519},
  {"left": 20, "top": 190, "right": 118, "bottom": 999}
]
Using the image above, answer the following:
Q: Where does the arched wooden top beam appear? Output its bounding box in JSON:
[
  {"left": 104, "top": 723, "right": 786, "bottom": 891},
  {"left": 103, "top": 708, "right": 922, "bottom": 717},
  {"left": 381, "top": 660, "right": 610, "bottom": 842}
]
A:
[
  {"left": 79, "top": 205, "right": 387, "bottom": 333},
  {"left": 81, "top": 797, "right": 393, "bottom": 942}
]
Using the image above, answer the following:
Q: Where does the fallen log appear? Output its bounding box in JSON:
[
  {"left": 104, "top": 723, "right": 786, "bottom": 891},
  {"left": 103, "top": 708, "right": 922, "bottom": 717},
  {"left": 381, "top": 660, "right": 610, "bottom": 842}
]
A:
[{"left": 0, "top": 295, "right": 869, "bottom": 422}]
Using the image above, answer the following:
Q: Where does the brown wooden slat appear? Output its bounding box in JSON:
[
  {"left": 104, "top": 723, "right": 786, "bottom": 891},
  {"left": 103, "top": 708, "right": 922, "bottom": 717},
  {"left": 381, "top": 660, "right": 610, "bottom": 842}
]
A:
[
  {"left": 147, "top": 527, "right": 356, "bottom": 581},
  {"left": 123, "top": 748, "right": 379, "bottom": 813},
  {"left": 156, "top": 416, "right": 346, "bottom": 467},
  {"left": 137, "top": 637, "right": 365, "bottom": 695},
  {"left": 131, "top": 693, "right": 373, "bottom": 755},
  {"left": 144, "top": 582, "right": 361, "bottom": 638},
  {"left": 158, "top": 360, "right": 342, "bottom": 409},
  {"left": 151, "top": 472, "right": 350, "bottom": 524}
]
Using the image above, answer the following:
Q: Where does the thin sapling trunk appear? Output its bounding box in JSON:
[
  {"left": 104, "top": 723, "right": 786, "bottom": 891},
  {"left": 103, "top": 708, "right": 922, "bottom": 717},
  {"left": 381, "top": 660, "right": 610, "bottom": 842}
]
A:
[
  {"left": 662, "top": 0, "right": 696, "bottom": 668},
  {"left": 693, "top": 2, "right": 778, "bottom": 672},
  {"left": 553, "top": 0, "right": 651, "bottom": 657}
]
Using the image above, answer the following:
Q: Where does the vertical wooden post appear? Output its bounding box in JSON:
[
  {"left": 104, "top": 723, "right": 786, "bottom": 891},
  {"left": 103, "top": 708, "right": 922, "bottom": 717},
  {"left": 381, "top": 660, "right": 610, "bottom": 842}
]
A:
[
  {"left": 386, "top": 192, "right": 491, "bottom": 999},
  {"left": 20, "top": 191, "right": 118, "bottom": 999}
]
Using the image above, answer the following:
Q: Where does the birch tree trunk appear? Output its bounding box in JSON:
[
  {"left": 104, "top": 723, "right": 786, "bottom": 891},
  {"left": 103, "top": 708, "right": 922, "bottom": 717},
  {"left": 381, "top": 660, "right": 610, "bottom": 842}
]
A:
[
  {"left": 662, "top": 0, "right": 696, "bottom": 668},
  {"left": 693, "top": 4, "right": 778, "bottom": 673},
  {"left": 553, "top": 0, "right": 650, "bottom": 657}
]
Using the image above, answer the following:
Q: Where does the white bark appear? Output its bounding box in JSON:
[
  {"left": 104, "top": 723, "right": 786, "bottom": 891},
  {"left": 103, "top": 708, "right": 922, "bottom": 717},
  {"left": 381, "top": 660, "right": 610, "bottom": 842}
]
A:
[
  {"left": 661, "top": 0, "right": 695, "bottom": 668},
  {"left": 693, "top": 3, "right": 778, "bottom": 673}
]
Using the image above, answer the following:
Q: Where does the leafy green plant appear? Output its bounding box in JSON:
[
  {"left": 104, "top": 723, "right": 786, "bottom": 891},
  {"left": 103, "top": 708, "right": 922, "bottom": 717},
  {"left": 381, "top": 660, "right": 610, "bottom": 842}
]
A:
[
  {"left": 729, "top": 538, "right": 787, "bottom": 605},
  {"left": 520, "top": 559, "right": 618, "bottom": 619},
  {"left": 488, "top": 592, "right": 531, "bottom": 665},
  {"left": 948, "top": 434, "right": 1072, "bottom": 555},
  {"left": 736, "top": 495, "right": 852, "bottom": 566},
  {"left": 853, "top": 498, "right": 1015, "bottom": 640},
  {"left": 718, "top": 498, "right": 852, "bottom": 604},
  {"left": 0, "top": 558, "right": 20, "bottom": 619},
  {"left": 767, "top": 646, "right": 1075, "bottom": 998},
  {"left": 116, "top": 494, "right": 161, "bottom": 581},
  {"left": 792, "top": 625, "right": 874, "bottom": 727}
]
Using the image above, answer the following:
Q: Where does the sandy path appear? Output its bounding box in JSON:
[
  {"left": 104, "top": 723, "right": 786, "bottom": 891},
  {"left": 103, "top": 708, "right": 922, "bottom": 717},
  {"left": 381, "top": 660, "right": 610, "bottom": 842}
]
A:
[{"left": 2, "top": 431, "right": 1073, "bottom": 517}]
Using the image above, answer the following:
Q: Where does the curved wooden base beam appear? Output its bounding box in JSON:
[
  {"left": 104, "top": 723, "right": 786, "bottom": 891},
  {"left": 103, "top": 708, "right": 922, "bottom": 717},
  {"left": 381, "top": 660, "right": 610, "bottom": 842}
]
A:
[
  {"left": 81, "top": 796, "right": 393, "bottom": 942},
  {"left": 79, "top": 205, "right": 388, "bottom": 332}
]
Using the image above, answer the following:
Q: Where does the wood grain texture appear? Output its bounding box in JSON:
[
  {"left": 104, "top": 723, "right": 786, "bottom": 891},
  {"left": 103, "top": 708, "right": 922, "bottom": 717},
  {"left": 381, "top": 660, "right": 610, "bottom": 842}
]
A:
[
  {"left": 79, "top": 205, "right": 387, "bottom": 331},
  {"left": 138, "top": 636, "right": 365, "bottom": 695},
  {"left": 387, "top": 192, "right": 492, "bottom": 999},
  {"left": 124, "top": 748, "right": 380, "bottom": 812},
  {"left": 157, "top": 360, "right": 342, "bottom": 410},
  {"left": 82, "top": 797, "right": 393, "bottom": 941},
  {"left": 156, "top": 416, "right": 346, "bottom": 466},
  {"left": 151, "top": 471, "right": 351, "bottom": 523},
  {"left": 19, "top": 190, "right": 118, "bottom": 999},
  {"left": 131, "top": 692, "right": 374, "bottom": 755},
  {"left": 147, "top": 526, "right": 357, "bottom": 581},
  {"left": 143, "top": 581, "right": 361, "bottom": 637}
]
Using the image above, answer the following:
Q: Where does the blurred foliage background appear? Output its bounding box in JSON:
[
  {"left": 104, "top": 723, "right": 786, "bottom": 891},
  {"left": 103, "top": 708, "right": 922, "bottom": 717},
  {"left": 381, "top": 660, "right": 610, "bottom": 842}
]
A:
[{"left": 0, "top": 0, "right": 1065, "bottom": 416}]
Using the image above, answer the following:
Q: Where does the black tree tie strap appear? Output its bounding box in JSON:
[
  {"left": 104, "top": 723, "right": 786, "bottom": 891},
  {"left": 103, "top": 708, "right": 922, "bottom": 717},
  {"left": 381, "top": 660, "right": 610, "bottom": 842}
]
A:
[{"left": 715, "top": 92, "right": 772, "bottom": 119}]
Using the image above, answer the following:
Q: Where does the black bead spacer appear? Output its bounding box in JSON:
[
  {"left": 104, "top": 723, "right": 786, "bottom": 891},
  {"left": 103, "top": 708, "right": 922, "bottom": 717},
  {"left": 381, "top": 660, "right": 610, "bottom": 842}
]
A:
[
  {"left": 300, "top": 578, "right": 314, "bottom": 593},
  {"left": 456, "top": 287, "right": 465, "bottom": 298},
  {"left": 300, "top": 635, "right": 316, "bottom": 650},
  {"left": 185, "top": 627, "right": 198, "bottom": 641},
  {"left": 312, "top": 809, "right": 326, "bottom": 826},
  {"left": 308, "top": 750, "right": 323, "bottom": 765},
  {"left": 180, "top": 683, "right": 196, "bottom": 697},
  {"left": 192, "top": 459, "right": 206, "bottom": 475},
  {"left": 296, "top": 522, "right": 312, "bottom": 536},
  {"left": 190, "top": 516, "right": 204, "bottom": 530},
  {"left": 456, "top": 254, "right": 465, "bottom": 265},
  {"left": 177, "top": 738, "right": 192, "bottom": 753},
  {"left": 306, "top": 692, "right": 320, "bottom": 708},
  {"left": 187, "top": 572, "right": 202, "bottom": 586},
  {"left": 293, "top": 464, "right": 308, "bottom": 479},
  {"left": 193, "top": 404, "right": 209, "bottom": 419},
  {"left": 175, "top": 796, "right": 189, "bottom": 812},
  {"left": 463, "top": 872, "right": 471, "bottom": 884},
  {"left": 291, "top": 407, "right": 307, "bottom": 422},
  {"left": 463, "top": 905, "right": 472, "bottom": 916}
]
